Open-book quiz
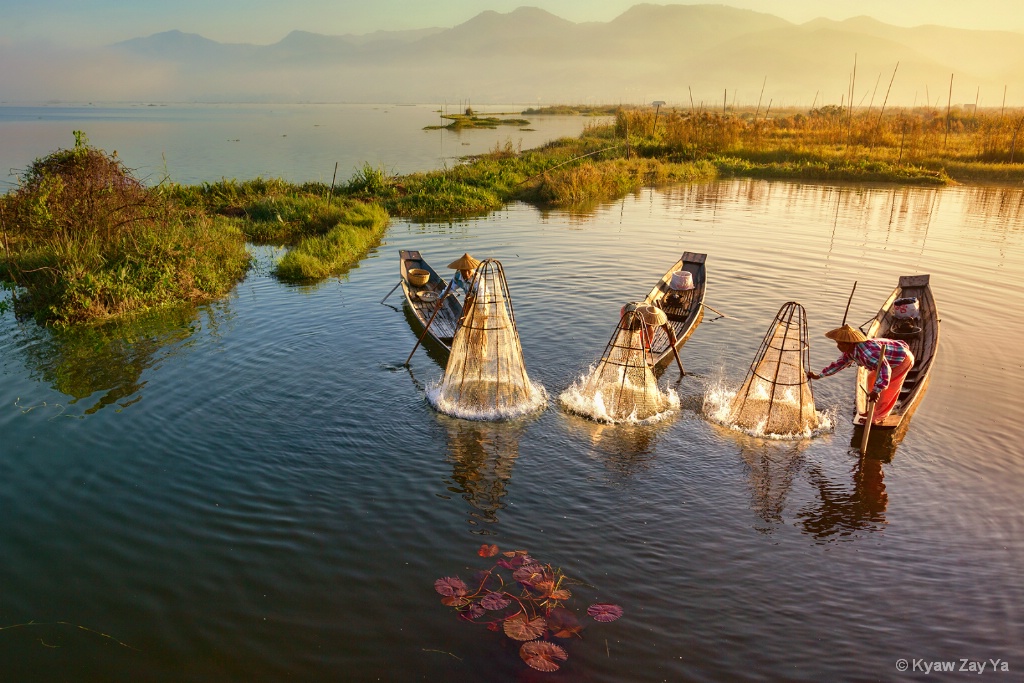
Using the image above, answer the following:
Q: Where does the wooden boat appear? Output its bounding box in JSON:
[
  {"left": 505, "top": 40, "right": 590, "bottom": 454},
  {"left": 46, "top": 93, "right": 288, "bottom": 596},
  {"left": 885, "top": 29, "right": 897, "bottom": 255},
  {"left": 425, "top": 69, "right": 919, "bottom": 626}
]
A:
[
  {"left": 399, "top": 250, "right": 464, "bottom": 354},
  {"left": 854, "top": 274, "right": 939, "bottom": 429},
  {"left": 642, "top": 252, "right": 707, "bottom": 370}
]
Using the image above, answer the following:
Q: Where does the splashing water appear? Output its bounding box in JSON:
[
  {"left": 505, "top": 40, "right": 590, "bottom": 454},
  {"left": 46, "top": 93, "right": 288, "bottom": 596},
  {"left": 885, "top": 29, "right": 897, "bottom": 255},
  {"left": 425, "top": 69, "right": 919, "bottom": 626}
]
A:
[
  {"left": 429, "top": 259, "right": 547, "bottom": 421},
  {"left": 559, "top": 365, "right": 680, "bottom": 424},
  {"left": 427, "top": 379, "right": 548, "bottom": 421},
  {"left": 704, "top": 379, "right": 835, "bottom": 440}
]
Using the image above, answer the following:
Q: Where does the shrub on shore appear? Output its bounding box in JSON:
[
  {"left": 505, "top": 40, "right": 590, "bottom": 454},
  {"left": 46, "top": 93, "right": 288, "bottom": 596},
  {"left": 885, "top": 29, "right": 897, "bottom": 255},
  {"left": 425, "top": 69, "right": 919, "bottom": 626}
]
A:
[{"left": 0, "top": 134, "right": 249, "bottom": 326}]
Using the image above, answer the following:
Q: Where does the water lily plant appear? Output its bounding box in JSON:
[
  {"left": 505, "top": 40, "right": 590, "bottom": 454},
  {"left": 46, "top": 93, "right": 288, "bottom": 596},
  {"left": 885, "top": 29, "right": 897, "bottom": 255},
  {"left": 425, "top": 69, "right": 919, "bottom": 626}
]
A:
[{"left": 434, "top": 544, "right": 623, "bottom": 673}]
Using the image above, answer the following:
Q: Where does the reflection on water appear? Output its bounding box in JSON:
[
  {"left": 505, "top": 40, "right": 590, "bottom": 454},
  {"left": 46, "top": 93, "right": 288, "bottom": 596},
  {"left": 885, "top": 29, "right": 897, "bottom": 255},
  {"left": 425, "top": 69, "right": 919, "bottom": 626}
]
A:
[
  {"left": 714, "top": 424, "right": 889, "bottom": 540},
  {"left": 3, "top": 172, "right": 1023, "bottom": 681},
  {"left": 13, "top": 304, "right": 217, "bottom": 414},
  {"left": 798, "top": 456, "right": 888, "bottom": 542},
  {"left": 962, "top": 185, "right": 1024, "bottom": 230},
  {"left": 562, "top": 412, "right": 674, "bottom": 479},
  {"left": 438, "top": 416, "right": 524, "bottom": 534},
  {"left": 739, "top": 441, "right": 808, "bottom": 535}
]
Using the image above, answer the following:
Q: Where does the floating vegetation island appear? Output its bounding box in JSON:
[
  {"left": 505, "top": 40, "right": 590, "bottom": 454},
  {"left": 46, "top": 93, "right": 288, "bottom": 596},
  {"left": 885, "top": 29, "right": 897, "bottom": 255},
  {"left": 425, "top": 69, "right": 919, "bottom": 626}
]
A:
[{"left": 424, "top": 113, "right": 531, "bottom": 130}]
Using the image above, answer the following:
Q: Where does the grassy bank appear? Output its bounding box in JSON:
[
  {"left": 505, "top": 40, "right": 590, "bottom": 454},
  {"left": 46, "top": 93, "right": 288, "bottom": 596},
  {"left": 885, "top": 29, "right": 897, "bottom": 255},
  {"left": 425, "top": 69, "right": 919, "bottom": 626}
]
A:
[
  {"left": 334, "top": 106, "right": 1023, "bottom": 219},
  {"left": 0, "top": 135, "right": 251, "bottom": 326},
  {"left": 5, "top": 104, "right": 1020, "bottom": 326},
  {"left": 167, "top": 177, "right": 389, "bottom": 282},
  {"left": 1, "top": 137, "right": 389, "bottom": 325}
]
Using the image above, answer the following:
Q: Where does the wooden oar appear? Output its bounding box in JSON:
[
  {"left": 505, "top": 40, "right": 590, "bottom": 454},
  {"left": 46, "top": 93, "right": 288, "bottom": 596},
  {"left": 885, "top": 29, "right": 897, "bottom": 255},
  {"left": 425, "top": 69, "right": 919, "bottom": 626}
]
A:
[
  {"left": 380, "top": 279, "right": 403, "bottom": 304},
  {"left": 405, "top": 292, "right": 450, "bottom": 366},
  {"left": 662, "top": 324, "right": 686, "bottom": 377},
  {"left": 699, "top": 302, "right": 735, "bottom": 320},
  {"left": 860, "top": 350, "right": 886, "bottom": 455}
]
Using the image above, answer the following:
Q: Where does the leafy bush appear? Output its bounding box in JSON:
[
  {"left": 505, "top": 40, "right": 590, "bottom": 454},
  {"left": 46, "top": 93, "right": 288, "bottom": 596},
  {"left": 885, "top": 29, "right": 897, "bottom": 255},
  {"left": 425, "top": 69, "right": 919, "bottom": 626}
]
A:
[{"left": 0, "top": 134, "right": 249, "bottom": 325}]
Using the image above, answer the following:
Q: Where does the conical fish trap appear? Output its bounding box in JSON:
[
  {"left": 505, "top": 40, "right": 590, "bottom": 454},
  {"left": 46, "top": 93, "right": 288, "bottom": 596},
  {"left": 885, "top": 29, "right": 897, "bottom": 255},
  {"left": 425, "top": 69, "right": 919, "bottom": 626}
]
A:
[
  {"left": 728, "top": 302, "right": 819, "bottom": 435},
  {"left": 577, "top": 303, "right": 670, "bottom": 421},
  {"left": 435, "top": 259, "right": 537, "bottom": 416}
]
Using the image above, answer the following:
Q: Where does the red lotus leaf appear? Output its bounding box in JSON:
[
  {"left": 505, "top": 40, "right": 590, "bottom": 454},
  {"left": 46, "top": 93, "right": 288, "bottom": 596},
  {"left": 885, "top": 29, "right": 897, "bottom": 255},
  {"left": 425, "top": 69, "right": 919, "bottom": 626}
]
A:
[
  {"left": 502, "top": 553, "right": 533, "bottom": 568},
  {"left": 478, "top": 544, "right": 500, "bottom": 558},
  {"left": 480, "top": 592, "right": 512, "bottom": 610},
  {"left": 442, "top": 595, "right": 471, "bottom": 607},
  {"left": 503, "top": 549, "right": 529, "bottom": 557},
  {"left": 532, "top": 579, "right": 555, "bottom": 595},
  {"left": 520, "top": 640, "right": 568, "bottom": 672},
  {"left": 486, "top": 621, "right": 501, "bottom": 632},
  {"left": 546, "top": 607, "right": 584, "bottom": 638},
  {"left": 434, "top": 577, "right": 468, "bottom": 597},
  {"left": 503, "top": 614, "right": 547, "bottom": 641},
  {"left": 459, "top": 603, "right": 487, "bottom": 621},
  {"left": 496, "top": 559, "right": 515, "bottom": 570},
  {"left": 549, "top": 588, "right": 572, "bottom": 601},
  {"left": 587, "top": 603, "right": 624, "bottom": 623},
  {"left": 513, "top": 563, "right": 547, "bottom": 586}
]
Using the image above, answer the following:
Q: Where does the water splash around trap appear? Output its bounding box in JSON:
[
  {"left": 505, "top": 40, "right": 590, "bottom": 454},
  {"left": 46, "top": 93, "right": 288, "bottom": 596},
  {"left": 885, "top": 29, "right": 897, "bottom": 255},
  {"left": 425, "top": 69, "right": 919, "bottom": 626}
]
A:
[
  {"left": 703, "top": 380, "right": 835, "bottom": 439},
  {"left": 559, "top": 365, "right": 680, "bottom": 424},
  {"left": 428, "top": 259, "right": 547, "bottom": 421},
  {"left": 704, "top": 302, "right": 832, "bottom": 439},
  {"left": 558, "top": 305, "right": 679, "bottom": 423}
]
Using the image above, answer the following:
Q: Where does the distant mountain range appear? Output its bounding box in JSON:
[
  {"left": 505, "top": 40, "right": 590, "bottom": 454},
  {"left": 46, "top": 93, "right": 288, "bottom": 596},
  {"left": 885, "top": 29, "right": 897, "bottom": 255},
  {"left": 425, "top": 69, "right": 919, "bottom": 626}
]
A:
[{"left": 5, "top": 4, "right": 1024, "bottom": 106}]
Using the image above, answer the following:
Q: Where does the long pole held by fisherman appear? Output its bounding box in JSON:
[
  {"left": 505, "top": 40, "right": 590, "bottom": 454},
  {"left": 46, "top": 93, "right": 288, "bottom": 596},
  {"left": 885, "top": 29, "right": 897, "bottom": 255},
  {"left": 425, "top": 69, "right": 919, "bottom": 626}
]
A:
[
  {"left": 405, "top": 293, "right": 450, "bottom": 366},
  {"left": 663, "top": 325, "right": 686, "bottom": 377},
  {"left": 860, "top": 351, "right": 885, "bottom": 455},
  {"left": 841, "top": 281, "right": 857, "bottom": 326}
]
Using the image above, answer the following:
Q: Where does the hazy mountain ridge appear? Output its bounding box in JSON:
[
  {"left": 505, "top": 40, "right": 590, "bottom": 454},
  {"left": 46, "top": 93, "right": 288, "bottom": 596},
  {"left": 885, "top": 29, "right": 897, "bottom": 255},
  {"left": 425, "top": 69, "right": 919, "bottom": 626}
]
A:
[{"left": 4, "top": 3, "right": 1023, "bottom": 106}]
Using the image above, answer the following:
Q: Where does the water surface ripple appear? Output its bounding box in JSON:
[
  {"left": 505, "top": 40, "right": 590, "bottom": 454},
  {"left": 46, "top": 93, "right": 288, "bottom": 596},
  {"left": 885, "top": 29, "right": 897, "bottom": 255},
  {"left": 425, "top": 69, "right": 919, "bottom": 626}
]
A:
[{"left": 1, "top": 139, "right": 1022, "bottom": 680}]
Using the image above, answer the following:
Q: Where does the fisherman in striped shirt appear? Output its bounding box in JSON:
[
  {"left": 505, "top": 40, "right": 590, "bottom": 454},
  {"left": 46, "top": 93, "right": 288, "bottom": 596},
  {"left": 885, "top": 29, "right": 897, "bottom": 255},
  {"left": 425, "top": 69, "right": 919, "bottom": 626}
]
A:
[{"left": 807, "top": 324, "right": 915, "bottom": 424}]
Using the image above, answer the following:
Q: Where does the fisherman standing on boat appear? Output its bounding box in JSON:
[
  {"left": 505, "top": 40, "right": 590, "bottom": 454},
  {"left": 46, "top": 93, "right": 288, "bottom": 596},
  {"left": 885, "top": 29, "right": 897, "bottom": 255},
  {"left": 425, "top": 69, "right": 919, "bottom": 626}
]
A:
[
  {"left": 806, "top": 324, "right": 915, "bottom": 424},
  {"left": 444, "top": 253, "right": 481, "bottom": 304}
]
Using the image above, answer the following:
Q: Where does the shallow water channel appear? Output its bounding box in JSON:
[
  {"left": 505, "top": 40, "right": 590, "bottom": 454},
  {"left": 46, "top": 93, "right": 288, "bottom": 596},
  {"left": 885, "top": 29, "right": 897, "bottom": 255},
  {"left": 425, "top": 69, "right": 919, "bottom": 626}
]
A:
[{"left": 1, "top": 179, "right": 1022, "bottom": 681}]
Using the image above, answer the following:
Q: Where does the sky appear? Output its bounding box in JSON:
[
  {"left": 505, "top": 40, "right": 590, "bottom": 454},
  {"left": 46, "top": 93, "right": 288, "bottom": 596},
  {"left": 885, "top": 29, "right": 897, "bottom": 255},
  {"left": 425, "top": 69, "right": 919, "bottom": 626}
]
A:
[{"left": 3, "top": 0, "right": 1023, "bottom": 47}]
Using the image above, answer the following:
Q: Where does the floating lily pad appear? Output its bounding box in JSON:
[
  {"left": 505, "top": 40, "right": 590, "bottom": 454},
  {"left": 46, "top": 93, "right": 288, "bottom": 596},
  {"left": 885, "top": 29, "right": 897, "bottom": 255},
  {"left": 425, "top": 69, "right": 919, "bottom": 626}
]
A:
[
  {"left": 503, "top": 614, "right": 547, "bottom": 641},
  {"left": 459, "top": 603, "right": 486, "bottom": 620},
  {"left": 546, "top": 607, "right": 583, "bottom": 638},
  {"left": 478, "top": 543, "right": 500, "bottom": 558},
  {"left": 481, "top": 592, "right": 512, "bottom": 610},
  {"left": 587, "top": 603, "right": 624, "bottom": 622},
  {"left": 520, "top": 640, "right": 568, "bottom": 672},
  {"left": 513, "top": 563, "right": 547, "bottom": 586},
  {"left": 434, "top": 576, "right": 468, "bottom": 597}
]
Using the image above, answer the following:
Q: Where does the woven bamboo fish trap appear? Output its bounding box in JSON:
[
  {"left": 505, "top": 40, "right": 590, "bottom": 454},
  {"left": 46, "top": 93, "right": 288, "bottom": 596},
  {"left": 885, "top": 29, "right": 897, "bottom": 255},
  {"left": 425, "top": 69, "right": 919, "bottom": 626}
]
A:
[
  {"left": 434, "top": 259, "right": 538, "bottom": 417},
  {"left": 727, "top": 302, "right": 819, "bottom": 435},
  {"left": 576, "top": 302, "right": 671, "bottom": 421}
]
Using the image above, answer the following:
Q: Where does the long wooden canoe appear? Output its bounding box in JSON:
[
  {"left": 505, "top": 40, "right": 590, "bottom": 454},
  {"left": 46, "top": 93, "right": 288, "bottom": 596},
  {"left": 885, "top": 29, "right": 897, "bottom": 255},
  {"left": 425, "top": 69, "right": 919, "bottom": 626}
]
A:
[
  {"left": 854, "top": 274, "right": 939, "bottom": 429},
  {"left": 642, "top": 252, "right": 708, "bottom": 370},
  {"left": 400, "top": 250, "right": 464, "bottom": 354}
]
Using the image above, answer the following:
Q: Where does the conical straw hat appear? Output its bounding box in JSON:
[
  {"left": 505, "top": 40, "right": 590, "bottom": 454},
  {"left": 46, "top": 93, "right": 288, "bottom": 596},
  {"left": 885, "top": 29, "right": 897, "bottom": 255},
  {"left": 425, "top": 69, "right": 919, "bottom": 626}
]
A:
[
  {"left": 824, "top": 324, "right": 867, "bottom": 343},
  {"left": 447, "top": 253, "right": 481, "bottom": 270},
  {"left": 636, "top": 304, "right": 668, "bottom": 326}
]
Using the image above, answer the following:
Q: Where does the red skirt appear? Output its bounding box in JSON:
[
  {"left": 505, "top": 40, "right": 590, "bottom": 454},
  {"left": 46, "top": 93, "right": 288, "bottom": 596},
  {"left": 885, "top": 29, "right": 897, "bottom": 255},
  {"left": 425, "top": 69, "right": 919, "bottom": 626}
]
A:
[{"left": 867, "top": 353, "right": 915, "bottom": 422}]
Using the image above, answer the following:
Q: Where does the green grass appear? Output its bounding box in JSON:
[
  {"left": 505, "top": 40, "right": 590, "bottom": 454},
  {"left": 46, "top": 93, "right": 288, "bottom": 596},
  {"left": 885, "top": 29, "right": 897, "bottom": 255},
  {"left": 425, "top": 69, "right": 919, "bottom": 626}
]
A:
[
  {"left": 273, "top": 202, "right": 389, "bottom": 282},
  {"left": 1, "top": 137, "right": 250, "bottom": 326},
  {"left": 8, "top": 106, "right": 1021, "bottom": 325}
]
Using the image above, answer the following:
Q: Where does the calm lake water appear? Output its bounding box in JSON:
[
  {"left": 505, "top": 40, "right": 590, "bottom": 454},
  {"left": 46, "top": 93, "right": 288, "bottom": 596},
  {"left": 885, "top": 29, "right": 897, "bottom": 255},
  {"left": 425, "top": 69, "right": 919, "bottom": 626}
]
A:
[{"left": 1, "top": 106, "right": 1022, "bottom": 682}]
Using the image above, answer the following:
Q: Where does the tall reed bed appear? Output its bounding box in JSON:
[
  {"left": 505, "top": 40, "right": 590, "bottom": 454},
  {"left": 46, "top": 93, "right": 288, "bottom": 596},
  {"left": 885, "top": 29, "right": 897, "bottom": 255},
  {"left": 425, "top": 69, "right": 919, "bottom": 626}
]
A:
[{"left": 613, "top": 106, "right": 1024, "bottom": 181}]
